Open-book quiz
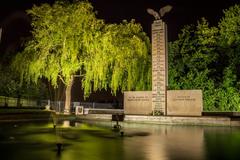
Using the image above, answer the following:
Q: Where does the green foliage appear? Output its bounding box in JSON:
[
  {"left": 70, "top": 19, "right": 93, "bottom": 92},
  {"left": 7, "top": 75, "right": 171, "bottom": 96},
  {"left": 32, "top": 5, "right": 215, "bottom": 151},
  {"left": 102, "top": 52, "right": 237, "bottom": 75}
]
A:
[
  {"left": 13, "top": 1, "right": 98, "bottom": 87},
  {"left": 168, "top": 18, "right": 219, "bottom": 110},
  {"left": 82, "top": 20, "right": 151, "bottom": 96},
  {"left": 12, "top": 1, "right": 151, "bottom": 98},
  {"left": 0, "top": 64, "right": 48, "bottom": 99},
  {"left": 219, "top": 4, "right": 240, "bottom": 46},
  {"left": 169, "top": 5, "right": 240, "bottom": 111},
  {"left": 0, "top": 65, "right": 20, "bottom": 97},
  {"left": 215, "top": 4, "right": 240, "bottom": 111},
  {"left": 215, "top": 68, "right": 240, "bottom": 111},
  {"left": 219, "top": 4, "right": 240, "bottom": 80}
]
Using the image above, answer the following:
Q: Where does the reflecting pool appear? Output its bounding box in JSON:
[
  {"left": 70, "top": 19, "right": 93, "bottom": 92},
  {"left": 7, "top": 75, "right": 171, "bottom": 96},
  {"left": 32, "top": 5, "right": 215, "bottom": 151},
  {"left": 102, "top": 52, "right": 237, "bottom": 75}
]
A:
[{"left": 0, "top": 120, "right": 240, "bottom": 160}]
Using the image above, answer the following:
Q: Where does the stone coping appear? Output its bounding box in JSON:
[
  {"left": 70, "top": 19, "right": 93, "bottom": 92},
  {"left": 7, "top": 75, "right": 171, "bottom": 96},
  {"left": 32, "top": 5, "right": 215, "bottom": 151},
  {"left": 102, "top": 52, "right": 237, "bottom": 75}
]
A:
[
  {"left": 1, "top": 111, "right": 240, "bottom": 127},
  {"left": 202, "top": 111, "right": 240, "bottom": 117},
  {"left": 76, "top": 114, "right": 240, "bottom": 127}
]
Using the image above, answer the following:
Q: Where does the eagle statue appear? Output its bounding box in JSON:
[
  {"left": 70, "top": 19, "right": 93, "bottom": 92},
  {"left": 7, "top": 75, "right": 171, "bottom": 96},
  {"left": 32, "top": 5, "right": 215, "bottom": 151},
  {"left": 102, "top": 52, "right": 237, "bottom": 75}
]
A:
[{"left": 147, "top": 5, "right": 172, "bottom": 20}]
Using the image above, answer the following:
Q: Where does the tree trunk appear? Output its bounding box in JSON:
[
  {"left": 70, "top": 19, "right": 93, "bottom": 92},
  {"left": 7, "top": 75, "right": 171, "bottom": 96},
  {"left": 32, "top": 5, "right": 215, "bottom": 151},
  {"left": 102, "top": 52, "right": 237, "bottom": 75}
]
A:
[{"left": 64, "top": 76, "right": 74, "bottom": 114}]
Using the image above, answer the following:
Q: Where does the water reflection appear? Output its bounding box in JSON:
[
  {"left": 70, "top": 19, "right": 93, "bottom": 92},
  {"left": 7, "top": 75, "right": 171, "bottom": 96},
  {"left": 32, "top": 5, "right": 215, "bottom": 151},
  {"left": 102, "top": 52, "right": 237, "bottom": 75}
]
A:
[
  {"left": 121, "top": 124, "right": 205, "bottom": 160},
  {"left": 204, "top": 127, "right": 240, "bottom": 160},
  {"left": 0, "top": 121, "right": 240, "bottom": 160}
]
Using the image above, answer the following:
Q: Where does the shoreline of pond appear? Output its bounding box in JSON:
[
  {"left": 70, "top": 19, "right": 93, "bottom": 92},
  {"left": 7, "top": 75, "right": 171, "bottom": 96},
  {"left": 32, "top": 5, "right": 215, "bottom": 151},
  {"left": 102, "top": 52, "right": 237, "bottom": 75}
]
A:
[
  {"left": 1, "top": 108, "right": 240, "bottom": 127},
  {"left": 76, "top": 113, "right": 240, "bottom": 127}
]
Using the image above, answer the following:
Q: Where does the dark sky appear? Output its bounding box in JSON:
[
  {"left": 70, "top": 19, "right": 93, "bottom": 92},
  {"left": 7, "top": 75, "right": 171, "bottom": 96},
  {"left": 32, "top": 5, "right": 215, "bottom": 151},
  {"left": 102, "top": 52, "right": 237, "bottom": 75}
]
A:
[
  {"left": 91, "top": 0, "right": 240, "bottom": 40},
  {"left": 0, "top": 0, "right": 239, "bottom": 53}
]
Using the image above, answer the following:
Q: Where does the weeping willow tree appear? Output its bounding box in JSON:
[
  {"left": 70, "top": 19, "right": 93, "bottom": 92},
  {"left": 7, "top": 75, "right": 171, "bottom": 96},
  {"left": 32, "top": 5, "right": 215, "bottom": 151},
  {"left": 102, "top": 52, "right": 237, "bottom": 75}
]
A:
[
  {"left": 12, "top": 0, "right": 151, "bottom": 113},
  {"left": 83, "top": 20, "right": 151, "bottom": 97}
]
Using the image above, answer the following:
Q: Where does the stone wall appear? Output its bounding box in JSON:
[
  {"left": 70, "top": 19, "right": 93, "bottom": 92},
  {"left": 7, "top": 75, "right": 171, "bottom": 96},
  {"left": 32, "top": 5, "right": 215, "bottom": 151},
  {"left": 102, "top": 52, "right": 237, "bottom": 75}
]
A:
[
  {"left": 124, "top": 91, "right": 152, "bottom": 115},
  {"left": 124, "top": 90, "right": 203, "bottom": 116}
]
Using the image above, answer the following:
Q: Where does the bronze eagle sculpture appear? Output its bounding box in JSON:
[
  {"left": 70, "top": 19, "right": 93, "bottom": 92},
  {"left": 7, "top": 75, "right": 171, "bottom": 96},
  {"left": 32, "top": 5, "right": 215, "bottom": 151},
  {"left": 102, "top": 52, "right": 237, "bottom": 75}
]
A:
[{"left": 147, "top": 5, "right": 172, "bottom": 20}]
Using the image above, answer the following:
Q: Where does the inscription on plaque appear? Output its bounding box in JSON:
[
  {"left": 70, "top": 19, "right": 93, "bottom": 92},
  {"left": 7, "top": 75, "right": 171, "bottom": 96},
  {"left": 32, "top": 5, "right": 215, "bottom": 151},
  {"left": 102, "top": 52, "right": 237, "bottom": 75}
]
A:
[
  {"left": 127, "top": 95, "right": 150, "bottom": 102},
  {"left": 167, "top": 90, "right": 203, "bottom": 116},
  {"left": 152, "top": 20, "right": 167, "bottom": 115},
  {"left": 124, "top": 91, "right": 152, "bottom": 115}
]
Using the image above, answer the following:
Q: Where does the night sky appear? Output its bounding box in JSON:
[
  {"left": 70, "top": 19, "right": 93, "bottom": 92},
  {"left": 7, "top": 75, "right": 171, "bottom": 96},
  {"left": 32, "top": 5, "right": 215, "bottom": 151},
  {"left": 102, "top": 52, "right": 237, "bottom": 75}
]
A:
[{"left": 0, "top": 0, "right": 239, "bottom": 54}]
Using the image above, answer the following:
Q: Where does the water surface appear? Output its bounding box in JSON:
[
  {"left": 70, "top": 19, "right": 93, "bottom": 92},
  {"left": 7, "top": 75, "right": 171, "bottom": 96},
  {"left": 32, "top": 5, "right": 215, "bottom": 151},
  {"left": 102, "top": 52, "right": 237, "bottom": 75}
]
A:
[{"left": 0, "top": 121, "right": 240, "bottom": 160}]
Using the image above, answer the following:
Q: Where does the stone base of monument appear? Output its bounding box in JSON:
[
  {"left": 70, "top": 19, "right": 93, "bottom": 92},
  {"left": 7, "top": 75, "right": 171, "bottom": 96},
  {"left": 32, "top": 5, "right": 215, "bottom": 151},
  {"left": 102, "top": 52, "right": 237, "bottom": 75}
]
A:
[
  {"left": 124, "top": 90, "right": 203, "bottom": 117},
  {"left": 153, "top": 110, "right": 164, "bottom": 116},
  {"left": 124, "top": 91, "right": 152, "bottom": 115},
  {"left": 167, "top": 90, "right": 203, "bottom": 116},
  {"left": 63, "top": 109, "right": 71, "bottom": 115},
  {"left": 123, "top": 115, "right": 240, "bottom": 127}
]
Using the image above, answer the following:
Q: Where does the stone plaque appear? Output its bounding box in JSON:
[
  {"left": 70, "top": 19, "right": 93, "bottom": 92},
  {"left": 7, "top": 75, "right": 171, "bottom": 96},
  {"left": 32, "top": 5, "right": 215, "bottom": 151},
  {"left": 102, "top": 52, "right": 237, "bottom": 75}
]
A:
[
  {"left": 167, "top": 90, "right": 203, "bottom": 116},
  {"left": 124, "top": 91, "right": 152, "bottom": 115}
]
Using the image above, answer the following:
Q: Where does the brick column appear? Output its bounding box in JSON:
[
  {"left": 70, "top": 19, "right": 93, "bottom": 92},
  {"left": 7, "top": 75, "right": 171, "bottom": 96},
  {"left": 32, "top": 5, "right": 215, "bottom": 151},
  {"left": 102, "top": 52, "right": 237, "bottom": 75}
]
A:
[{"left": 152, "top": 20, "right": 167, "bottom": 115}]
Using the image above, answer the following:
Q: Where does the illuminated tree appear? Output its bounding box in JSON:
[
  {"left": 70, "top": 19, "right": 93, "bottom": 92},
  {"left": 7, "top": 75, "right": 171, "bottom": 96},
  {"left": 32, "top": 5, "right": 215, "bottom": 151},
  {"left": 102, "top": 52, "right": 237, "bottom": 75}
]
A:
[
  {"left": 168, "top": 18, "right": 219, "bottom": 110},
  {"left": 219, "top": 4, "right": 240, "bottom": 76},
  {"left": 169, "top": 4, "right": 240, "bottom": 111},
  {"left": 12, "top": 1, "right": 151, "bottom": 112},
  {"left": 0, "top": 64, "right": 48, "bottom": 102},
  {"left": 217, "top": 4, "right": 240, "bottom": 111}
]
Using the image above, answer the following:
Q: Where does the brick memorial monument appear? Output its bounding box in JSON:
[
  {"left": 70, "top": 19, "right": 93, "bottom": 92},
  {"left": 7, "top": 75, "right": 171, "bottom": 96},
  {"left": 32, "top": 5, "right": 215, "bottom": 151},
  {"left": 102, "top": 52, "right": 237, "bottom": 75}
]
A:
[{"left": 124, "top": 6, "right": 203, "bottom": 116}]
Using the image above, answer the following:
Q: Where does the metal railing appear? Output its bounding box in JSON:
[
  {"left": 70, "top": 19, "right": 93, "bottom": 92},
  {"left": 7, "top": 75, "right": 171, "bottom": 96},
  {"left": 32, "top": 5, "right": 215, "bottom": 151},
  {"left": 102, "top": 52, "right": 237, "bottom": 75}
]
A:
[
  {"left": 0, "top": 96, "right": 123, "bottom": 113},
  {"left": 41, "top": 100, "right": 123, "bottom": 113}
]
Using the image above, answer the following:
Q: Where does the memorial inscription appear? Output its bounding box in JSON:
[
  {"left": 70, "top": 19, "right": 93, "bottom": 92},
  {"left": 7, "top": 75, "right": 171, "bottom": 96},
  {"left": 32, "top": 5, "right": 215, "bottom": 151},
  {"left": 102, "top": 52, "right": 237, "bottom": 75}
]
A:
[
  {"left": 167, "top": 90, "right": 203, "bottom": 116},
  {"left": 127, "top": 95, "right": 150, "bottom": 102},
  {"left": 151, "top": 19, "right": 167, "bottom": 115},
  {"left": 173, "top": 96, "right": 196, "bottom": 101},
  {"left": 123, "top": 6, "right": 203, "bottom": 117},
  {"left": 124, "top": 91, "right": 152, "bottom": 115}
]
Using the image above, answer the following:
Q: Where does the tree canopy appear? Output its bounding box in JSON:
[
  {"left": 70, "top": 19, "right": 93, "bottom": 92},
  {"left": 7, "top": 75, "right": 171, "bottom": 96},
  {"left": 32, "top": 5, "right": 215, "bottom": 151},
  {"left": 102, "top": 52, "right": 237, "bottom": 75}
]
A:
[
  {"left": 169, "top": 4, "right": 240, "bottom": 111},
  {"left": 0, "top": 64, "right": 47, "bottom": 99},
  {"left": 12, "top": 0, "right": 151, "bottom": 99}
]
